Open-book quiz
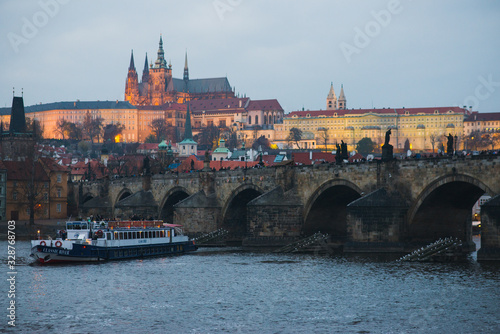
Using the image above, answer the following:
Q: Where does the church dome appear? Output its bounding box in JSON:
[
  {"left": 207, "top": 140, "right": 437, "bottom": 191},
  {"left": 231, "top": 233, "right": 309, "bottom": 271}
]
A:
[{"left": 158, "top": 140, "right": 168, "bottom": 150}]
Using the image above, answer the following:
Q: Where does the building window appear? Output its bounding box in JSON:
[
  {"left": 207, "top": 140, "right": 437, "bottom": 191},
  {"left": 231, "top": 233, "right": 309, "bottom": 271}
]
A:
[
  {"left": 44, "top": 193, "right": 48, "bottom": 200},
  {"left": 57, "top": 189, "right": 61, "bottom": 198},
  {"left": 57, "top": 174, "right": 62, "bottom": 183},
  {"left": 57, "top": 203, "right": 62, "bottom": 213},
  {"left": 255, "top": 116, "right": 258, "bottom": 124},
  {"left": 248, "top": 116, "right": 251, "bottom": 125},
  {"left": 13, "top": 192, "right": 17, "bottom": 200}
]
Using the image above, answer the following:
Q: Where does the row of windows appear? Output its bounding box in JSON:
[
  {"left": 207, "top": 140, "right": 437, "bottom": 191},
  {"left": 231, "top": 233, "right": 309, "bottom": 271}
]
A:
[{"left": 113, "top": 230, "right": 168, "bottom": 240}]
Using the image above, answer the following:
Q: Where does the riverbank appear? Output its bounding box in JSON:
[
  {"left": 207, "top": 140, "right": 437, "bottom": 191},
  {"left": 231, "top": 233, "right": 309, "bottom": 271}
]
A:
[{"left": 0, "top": 219, "right": 64, "bottom": 241}]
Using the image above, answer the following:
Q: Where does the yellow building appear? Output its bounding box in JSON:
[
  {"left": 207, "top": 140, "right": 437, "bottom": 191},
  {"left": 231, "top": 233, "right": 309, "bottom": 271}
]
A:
[
  {"left": 3, "top": 158, "right": 69, "bottom": 221},
  {"left": 0, "top": 100, "right": 188, "bottom": 143},
  {"left": 278, "top": 106, "right": 469, "bottom": 152},
  {"left": 464, "top": 112, "right": 500, "bottom": 135}
]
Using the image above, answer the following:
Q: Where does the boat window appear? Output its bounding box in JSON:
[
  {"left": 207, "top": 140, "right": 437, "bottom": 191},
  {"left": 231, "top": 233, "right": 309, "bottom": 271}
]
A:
[
  {"left": 114, "top": 232, "right": 118, "bottom": 240},
  {"left": 106, "top": 233, "right": 111, "bottom": 240},
  {"left": 124, "top": 232, "right": 128, "bottom": 240},
  {"left": 167, "top": 231, "right": 170, "bottom": 238},
  {"left": 128, "top": 232, "right": 132, "bottom": 239},
  {"left": 132, "top": 231, "right": 136, "bottom": 239}
]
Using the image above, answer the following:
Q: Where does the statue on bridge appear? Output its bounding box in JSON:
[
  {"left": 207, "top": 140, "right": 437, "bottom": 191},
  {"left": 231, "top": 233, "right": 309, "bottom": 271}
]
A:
[
  {"left": 447, "top": 133, "right": 454, "bottom": 155},
  {"left": 341, "top": 140, "right": 348, "bottom": 160},
  {"left": 384, "top": 129, "right": 391, "bottom": 146},
  {"left": 382, "top": 128, "right": 393, "bottom": 162},
  {"left": 335, "top": 143, "right": 342, "bottom": 164}
]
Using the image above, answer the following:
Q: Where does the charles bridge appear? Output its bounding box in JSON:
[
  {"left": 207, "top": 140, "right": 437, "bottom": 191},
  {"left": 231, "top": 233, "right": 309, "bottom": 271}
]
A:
[{"left": 73, "top": 155, "right": 500, "bottom": 261}]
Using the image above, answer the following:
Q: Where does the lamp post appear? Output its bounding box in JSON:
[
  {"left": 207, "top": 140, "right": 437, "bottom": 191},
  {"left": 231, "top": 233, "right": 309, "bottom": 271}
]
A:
[{"left": 454, "top": 135, "right": 457, "bottom": 155}]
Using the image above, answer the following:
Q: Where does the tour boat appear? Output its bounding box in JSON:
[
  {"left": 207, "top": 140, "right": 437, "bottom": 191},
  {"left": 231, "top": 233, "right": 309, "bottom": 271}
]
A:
[{"left": 30, "top": 220, "right": 197, "bottom": 264}]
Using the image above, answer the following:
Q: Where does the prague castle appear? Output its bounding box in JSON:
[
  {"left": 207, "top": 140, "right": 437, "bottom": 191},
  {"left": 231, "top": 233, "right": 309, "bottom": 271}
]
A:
[{"left": 125, "top": 35, "right": 235, "bottom": 106}]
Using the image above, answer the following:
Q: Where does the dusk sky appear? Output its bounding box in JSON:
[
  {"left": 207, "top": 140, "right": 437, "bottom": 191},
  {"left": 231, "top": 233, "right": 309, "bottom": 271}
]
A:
[{"left": 1, "top": 0, "right": 499, "bottom": 113}]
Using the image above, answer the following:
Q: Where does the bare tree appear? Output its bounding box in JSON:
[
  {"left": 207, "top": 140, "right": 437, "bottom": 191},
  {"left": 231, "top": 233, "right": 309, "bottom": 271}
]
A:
[
  {"left": 198, "top": 125, "right": 221, "bottom": 150},
  {"left": 67, "top": 122, "right": 83, "bottom": 141},
  {"left": 318, "top": 127, "right": 329, "bottom": 152},
  {"left": 429, "top": 132, "right": 439, "bottom": 153},
  {"left": 103, "top": 122, "right": 125, "bottom": 142},
  {"left": 287, "top": 127, "right": 303, "bottom": 149},
  {"left": 149, "top": 118, "right": 168, "bottom": 142},
  {"left": 54, "top": 118, "right": 69, "bottom": 140},
  {"left": 82, "top": 114, "right": 103, "bottom": 143}
]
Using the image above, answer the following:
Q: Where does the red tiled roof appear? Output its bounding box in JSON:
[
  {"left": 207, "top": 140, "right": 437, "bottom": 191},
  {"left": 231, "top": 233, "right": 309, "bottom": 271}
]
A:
[
  {"left": 175, "top": 155, "right": 261, "bottom": 172},
  {"left": 247, "top": 99, "right": 283, "bottom": 111},
  {"left": 136, "top": 143, "right": 159, "bottom": 151},
  {"left": 39, "top": 157, "right": 70, "bottom": 172},
  {"left": 348, "top": 153, "right": 365, "bottom": 162},
  {"left": 286, "top": 106, "right": 469, "bottom": 118},
  {"left": 465, "top": 112, "right": 500, "bottom": 122},
  {"left": 3, "top": 160, "right": 50, "bottom": 181}
]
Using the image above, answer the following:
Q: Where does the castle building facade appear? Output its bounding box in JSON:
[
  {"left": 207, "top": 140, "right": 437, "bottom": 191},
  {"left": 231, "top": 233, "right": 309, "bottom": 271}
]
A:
[
  {"left": 125, "top": 36, "right": 235, "bottom": 106},
  {"left": 275, "top": 106, "right": 469, "bottom": 151}
]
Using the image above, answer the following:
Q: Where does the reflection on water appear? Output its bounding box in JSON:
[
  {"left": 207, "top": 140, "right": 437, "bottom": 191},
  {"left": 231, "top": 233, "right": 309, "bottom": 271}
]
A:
[{"left": 1, "top": 241, "right": 499, "bottom": 334}]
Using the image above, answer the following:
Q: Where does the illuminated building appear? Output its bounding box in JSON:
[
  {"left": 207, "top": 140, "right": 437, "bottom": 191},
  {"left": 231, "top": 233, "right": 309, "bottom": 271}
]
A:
[{"left": 125, "top": 35, "right": 235, "bottom": 106}]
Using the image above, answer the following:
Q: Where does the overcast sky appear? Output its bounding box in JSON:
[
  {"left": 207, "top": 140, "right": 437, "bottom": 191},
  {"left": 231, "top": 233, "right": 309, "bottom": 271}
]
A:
[{"left": 1, "top": 0, "right": 499, "bottom": 113}]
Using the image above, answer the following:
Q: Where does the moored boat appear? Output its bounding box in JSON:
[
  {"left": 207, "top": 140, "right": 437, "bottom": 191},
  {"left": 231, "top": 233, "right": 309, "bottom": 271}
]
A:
[{"left": 30, "top": 220, "right": 197, "bottom": 264}]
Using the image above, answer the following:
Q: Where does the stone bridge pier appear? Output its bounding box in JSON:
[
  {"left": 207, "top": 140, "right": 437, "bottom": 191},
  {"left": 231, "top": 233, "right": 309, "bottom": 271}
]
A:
[{"left": 74, "top": 155, "right": 500, "bottom": 260}]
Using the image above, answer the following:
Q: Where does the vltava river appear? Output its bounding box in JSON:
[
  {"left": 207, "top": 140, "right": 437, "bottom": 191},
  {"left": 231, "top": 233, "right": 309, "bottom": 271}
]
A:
[{"left": 1, "top": 241, "right": 499, "bottom": 333}]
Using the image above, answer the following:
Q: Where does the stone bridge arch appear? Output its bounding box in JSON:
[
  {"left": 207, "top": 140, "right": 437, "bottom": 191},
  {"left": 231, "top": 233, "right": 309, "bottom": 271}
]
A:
[
  {"left": 114, "top": 188, "right": 133, "bottom": 206},
  {"left": 407, "top": 173, "right": 495, "bottom": 245},
  {"left": 81, "top": 192, "right": 94, "bottom": 204},
  {"left": 303, "top": 179, "right": 363, "bottom": 239},
  {"left": 221, "top": 184, "right": 264, "bottom": 241},
  {"left": 159, "top": 186, "right": 191, "bottom": 224}
]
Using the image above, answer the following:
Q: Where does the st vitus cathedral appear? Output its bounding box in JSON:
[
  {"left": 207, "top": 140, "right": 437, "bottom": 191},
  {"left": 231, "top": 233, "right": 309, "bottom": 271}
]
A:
[{"left": 125, "top": 35, "right": 235, "bottom": 106}]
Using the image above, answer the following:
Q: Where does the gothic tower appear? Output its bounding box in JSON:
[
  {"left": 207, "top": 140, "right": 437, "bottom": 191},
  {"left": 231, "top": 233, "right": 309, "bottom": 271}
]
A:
[
  {"left": 338, "top": 84, "right": 346, "bottom": 110},
  {"left": 142, "top": 53, "right": 150, "bottom": 83},
  {"left": 149, "top": 35, "right": 172, "bottom": 105},
  {"left": 124, "top": 50, "right": 139, "bottom": 104},
  {"left": 183, "top": 51, "right": 189, "bottom": 91},
  {"left": 326, "top": 82, "right": 337, "bottom": 110}
]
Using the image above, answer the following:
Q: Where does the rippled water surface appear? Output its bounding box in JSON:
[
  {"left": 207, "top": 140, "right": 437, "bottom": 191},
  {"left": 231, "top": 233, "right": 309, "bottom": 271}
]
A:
[{"left": 1, "top": 241, "right": 500, "bottom": 333}]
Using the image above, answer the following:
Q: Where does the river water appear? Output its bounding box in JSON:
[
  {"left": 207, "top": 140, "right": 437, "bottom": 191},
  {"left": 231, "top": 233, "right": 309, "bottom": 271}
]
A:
[{"left": 1, "top": 240, "right": 499, "bottom": 334}]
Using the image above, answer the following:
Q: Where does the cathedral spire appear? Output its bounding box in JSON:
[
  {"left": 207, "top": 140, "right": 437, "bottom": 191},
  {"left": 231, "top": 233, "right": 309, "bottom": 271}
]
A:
[
  {"left": 143, "top": 52, "right": 149, "bottom": 72},
  {"left": 129, "top": 50, "right": 136, "bottom": 70},
  {"left": 338, "top": 84, "right": 346, "bottom": 109},
  {"left": 326, "top": 82, "right": 337, "bottom": 110},
  {"left": 183, "top": 50, "right": 189, "bottom": 81},
  {"left": 184, "top": 100, "right": 193, "bottom": 140},
  {"left": 142, "top": 52, "right": 150, "bottom": 83},
  {"left": 155, "top": 34, "right": 167, "bottom": 68}
]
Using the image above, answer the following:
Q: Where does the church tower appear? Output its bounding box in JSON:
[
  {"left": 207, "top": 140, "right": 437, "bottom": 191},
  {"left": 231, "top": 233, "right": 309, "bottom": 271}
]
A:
[
  {"left": 149, "top": 35, "right": 173, "bottom": 105},
  {"left": 142, "top": 53, "right": 150, "bottom": 84},
  {"left": 124, "top": 50, "right": 139, "bottom": 104},
  {"left": 183, "top": 51, "right": 189, "bottom": 90},
  {"left": 326, "top": 82, "right": 337, "bottom": 110},
  {"left": 178, "top": 100, "right": 197, "bottom": 157},
  {"left": 338, "top": 84, "right": 346, "bottom": 110}
]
